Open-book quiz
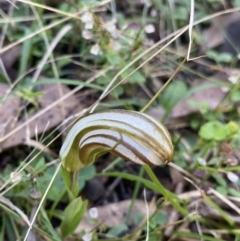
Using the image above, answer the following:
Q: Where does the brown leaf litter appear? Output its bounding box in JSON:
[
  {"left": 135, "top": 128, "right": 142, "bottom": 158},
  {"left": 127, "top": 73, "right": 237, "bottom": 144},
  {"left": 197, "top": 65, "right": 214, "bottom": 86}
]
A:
[
  {"left": 147, "top": 73, "right": 234, "bottom": 128},
  {"left": 75, "top": 199, "right": 156, "bottom": 233},
  {"left": 0, "top": 83, "right": 81, "bottom": 150}
]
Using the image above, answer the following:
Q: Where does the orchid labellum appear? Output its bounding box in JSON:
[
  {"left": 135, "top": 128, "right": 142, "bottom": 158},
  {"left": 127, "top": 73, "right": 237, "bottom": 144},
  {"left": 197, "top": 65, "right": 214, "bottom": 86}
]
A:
[{"left": 60, "top": 109, "right": 173, "bottom": 172}]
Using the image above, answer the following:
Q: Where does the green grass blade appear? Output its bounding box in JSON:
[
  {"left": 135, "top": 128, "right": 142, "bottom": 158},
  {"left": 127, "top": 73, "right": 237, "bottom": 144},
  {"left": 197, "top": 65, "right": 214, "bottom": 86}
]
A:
[
  {"left": 203, "top": 194, "right": 234, "bottom": 226},
  {"left": 174, "top": 231, "right": 226, "bottom": 241},
  {"left": 18, "top": 28, "right": 32, "bottom": 76},
  {"left": 97, "top": 171, "right": 159, "bottom": 192},
  {"left": 17, "top": 78, "right": 104, "bottom": 90},
  {"left": 144, "top": 165, "right": 189, "bottom": 216}
]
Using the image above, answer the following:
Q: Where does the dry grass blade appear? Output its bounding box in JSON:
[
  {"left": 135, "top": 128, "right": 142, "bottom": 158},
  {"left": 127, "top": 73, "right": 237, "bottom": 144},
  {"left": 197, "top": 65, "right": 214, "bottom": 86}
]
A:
[
  {"left": 0, "top": 14, "right": 58, "bottom": 24},
  {"left": 29, "top": 4, "right": 59, "bottom": 80},
  {"left": 0, "top": 16, "right": 71, "bottom": 55},
  {"left": 187, "top": 0, "right": 194, "bottom": 61},
  {"left": 209, "top": 188, "right": 240, "bottom": 215},
  {"left": 26, "top": 139, "right": 58, "bottom": 158},
  {"left": 5, "top": 0, "right": 18, "bottom": 8},
  {"left": 32, "top": 24, "right": 72, "bottom": 82},
  {"left": 0, "top": 196, "right": 30, "bottom": 226}
]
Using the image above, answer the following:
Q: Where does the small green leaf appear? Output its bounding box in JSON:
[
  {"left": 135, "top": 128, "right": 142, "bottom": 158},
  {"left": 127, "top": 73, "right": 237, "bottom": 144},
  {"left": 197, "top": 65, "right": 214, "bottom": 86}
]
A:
[
  {"left": 34, "top": 156, "right": 45, "bottom": 170},
  {"left": 199, "top": 121, "right": 228, "bottom": 141},
  {"left": 228, "top": 188, "right": 240, "bottom": 198},
  {"left": 107, "top": 224, "right": 128, "bottom": 237},
  {"left": 37, "top": 166, "right": 64, "bottom": 201},
  {"left": 134, "top": 213, "right": 144, "bottom": 225},
  {"left": 199, "top": 102, "right": 209, "bottom": 115},
  {"left": 152, "top": 212, "right": 168, "bottom": 226},
  {"left": 121, "top": 69, "right": 146, "bottom": 84},
  {"left": 231, "top": 90, "right": 240, "bottom": 102},
  {"left": 207, "top": 50, "right": 233, "bottom": 63},
  {"left": 78, "top": 165, "right": 96, "bottom": 190},
  {"left": 128, "top": 71, "right": 145, "bottom": 84},
  {"left": 96, "top": 72, "right": 114, "bottom": 85},
  {"left": 171, "top": 6, "right": 188, "bottom": 19},
  {"left": 159, "top": 80, "right": 187, "bottom": 111},
  {"left": 148, "top": 232, "right": 163, "bottom": 241},
  {"left": 110, "top": 86, "right": 124, "bottom": 98},
  {"left": 79, "top": 165, "right": 96, "bottom": 181},
  {"left": 60, "top": 197, "right": 88, "bottom": 238},
  {"left": 207, "top": 50, "right": 219, "bottom": 61},
  {"left": 226, "top": 121, "right": 239, "bottom": 136},
  {"left": 217, "top": 53, "right": 233, "bottom": 63},
  {"left": 147, "top": 212, "right": 168, "bottom": 230},
  {"left": 190, "top": 117, "right": 200, "bottom": 129},
  {"left": 228, "top": 187, "right": 240, "bottom": 198},
  {"left": 216, "top": 186, "right": 227, "bottom": 195},
  {"left": 213, "top": 173, "right": 227, "bottom": 187},
  {"left": 106, "top": 52, "right": 121, "bottom": 65}
]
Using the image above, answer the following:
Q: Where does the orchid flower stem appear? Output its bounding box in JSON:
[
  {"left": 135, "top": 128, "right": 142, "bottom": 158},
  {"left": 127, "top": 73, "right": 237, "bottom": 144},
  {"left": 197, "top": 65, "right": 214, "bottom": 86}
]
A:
[{"left": 70, "top": 171, "right": 79, "bottom": 195}]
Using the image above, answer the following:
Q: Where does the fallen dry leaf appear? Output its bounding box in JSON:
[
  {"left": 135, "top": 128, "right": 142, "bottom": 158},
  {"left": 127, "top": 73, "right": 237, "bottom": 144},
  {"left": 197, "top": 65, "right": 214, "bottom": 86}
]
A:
[
  {"left": 170, "top": 78, "right": 226, "bottom": 118},
  {"left": 147, "top": 76, "right": 227, "bottom": 122},
  {"left": 202, "top": 12, "right": 240, "bottom": 51},
  {"left": 75, "top": 199, "right": 156, "bottom": 233},
  {"left": 221, "top": 19, "right": 240, "bottom": 55},
  {"left": 0, "top": 83, "right": 80, "bottom": 150},
  {"left": 0, "top": 84, "right": 21, "bottom": 141},
  {"left": 0, "top": 45, "right": 22, "bottom": 70}
]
